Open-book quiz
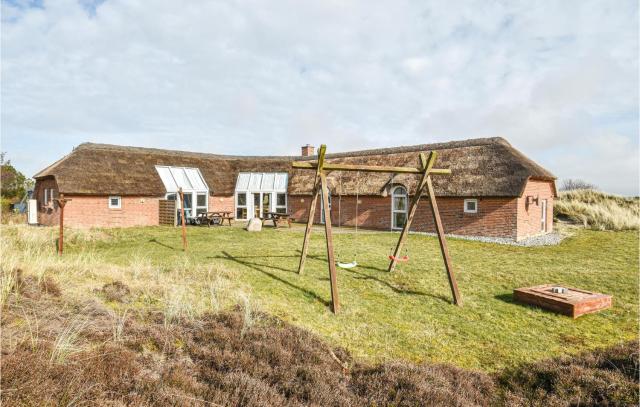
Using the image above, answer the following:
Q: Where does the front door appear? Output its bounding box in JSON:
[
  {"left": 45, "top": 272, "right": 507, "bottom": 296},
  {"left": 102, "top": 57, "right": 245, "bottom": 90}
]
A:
[{"left": 541, "top": 199, "right": 547, "bottom": 232}]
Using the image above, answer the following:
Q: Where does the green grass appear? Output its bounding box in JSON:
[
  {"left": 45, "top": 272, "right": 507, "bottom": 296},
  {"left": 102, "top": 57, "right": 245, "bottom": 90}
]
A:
[{"left": 50, "top": 223, "right": 637, "bottom": 371}]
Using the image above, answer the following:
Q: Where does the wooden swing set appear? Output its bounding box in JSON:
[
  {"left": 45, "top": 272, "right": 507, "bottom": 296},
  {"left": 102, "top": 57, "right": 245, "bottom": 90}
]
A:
[{"left": 292, "top": 144, "right": 462, "bottom": 314}]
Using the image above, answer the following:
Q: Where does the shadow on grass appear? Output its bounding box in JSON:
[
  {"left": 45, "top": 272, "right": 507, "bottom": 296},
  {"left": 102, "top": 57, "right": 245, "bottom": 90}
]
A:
[
  {"left": 148, "top": 238, "right": 179, "bottom": 251},
  {"left": 217, "top": 251, "right": 331, "bottom": 308},
  {"left": 494, "top": 293, "right": 515, "bottom": 303},
  {"left": 341, "top": 268, "right": 451, "bottom": 303}
]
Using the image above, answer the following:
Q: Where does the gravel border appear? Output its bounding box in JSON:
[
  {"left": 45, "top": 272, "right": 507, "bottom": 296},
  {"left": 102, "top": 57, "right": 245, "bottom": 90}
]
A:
[{"left": 409, "top": 231, "right": 567, "bottom": 247}]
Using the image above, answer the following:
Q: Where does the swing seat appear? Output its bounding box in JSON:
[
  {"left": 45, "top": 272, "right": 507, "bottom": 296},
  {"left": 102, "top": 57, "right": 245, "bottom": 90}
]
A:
[
  {"left": 388, "top": 255, "right": 410, "bottom": 263},
  {"left": 337, "top": 261, "right": 358, "bottom": 269}
]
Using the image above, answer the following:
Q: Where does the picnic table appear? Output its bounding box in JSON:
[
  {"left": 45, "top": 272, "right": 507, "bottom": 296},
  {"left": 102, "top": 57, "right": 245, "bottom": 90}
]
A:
[
  {"left": 195, "top": 211, "right": 234, "bottom": 226},
  {"left": 263, "top": 212, "right": 292, "bottom": 228}
]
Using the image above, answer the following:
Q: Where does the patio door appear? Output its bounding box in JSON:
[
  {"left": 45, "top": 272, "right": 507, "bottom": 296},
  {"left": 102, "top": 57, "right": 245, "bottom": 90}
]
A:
[{"left": 250, "top": 192, "right": 272, "bottom": 219}]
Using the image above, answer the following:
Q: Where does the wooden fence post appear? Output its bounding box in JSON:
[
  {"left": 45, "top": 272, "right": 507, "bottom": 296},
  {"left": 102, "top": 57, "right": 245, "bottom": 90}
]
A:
[{"left": 179, "top": 188, "right": 188, "bottom": 251}]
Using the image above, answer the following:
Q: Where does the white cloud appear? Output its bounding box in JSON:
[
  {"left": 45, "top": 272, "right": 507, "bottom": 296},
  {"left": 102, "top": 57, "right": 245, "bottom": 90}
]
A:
[{"left": 1, "top": 0, "right": 638, "bottom": 195}]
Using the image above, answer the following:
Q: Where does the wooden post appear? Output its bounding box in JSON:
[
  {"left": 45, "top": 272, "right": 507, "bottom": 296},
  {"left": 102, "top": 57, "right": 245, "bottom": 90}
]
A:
[
  {"left": 320, "top": 172, "right": 340, "bottom": 314},
  {"left": 426, "top": 176, "right": 462, "bottom": 306},
  {"left": 56, "top": 194, "right": 69, "bottom": 255},
  {"left": 388, "top": 152, "right": 437, "bottom": 272},
  {"left": 179, "top": 188, "right": 188, "bottom": 252},
  {"left": 298, "top": 144, "right": 327, "bottom": 274},
  {"left": 298, "top": 179, "right": 320, "bottom": 274}
]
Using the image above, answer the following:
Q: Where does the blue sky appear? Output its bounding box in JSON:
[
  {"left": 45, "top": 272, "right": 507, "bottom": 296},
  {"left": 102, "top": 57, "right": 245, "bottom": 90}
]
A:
[{"left": 1, "top": 0, "right": 638, "bottom": 195}]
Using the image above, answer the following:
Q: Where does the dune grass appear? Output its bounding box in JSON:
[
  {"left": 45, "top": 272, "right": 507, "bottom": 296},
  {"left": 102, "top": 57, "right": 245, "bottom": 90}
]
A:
[
  {"left": 1, "top": 223, "right": 637, "bottom": 371},
  {"left": 555, "top": 189, "right": 640, "bottom": 230}
]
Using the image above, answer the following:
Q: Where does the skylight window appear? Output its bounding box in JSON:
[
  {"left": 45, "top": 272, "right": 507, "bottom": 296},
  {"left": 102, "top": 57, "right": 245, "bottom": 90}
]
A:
[
  {"left": 235, "top": 172, "right": 288, "bottom": 192},
  {"left": 155, "top": 166, "right": 208, "bottom": 193}
]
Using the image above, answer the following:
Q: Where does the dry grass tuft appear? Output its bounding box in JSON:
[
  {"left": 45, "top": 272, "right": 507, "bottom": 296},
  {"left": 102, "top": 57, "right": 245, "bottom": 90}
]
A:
[
  {"left": 554, "top": 189, "right": 640, "bottom": 230},
  {"left": 99, "top": 281, "right": 131, "bottom": 303}
]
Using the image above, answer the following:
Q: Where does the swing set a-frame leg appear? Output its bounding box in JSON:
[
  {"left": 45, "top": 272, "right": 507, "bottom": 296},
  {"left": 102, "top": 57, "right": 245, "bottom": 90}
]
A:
[
  {"left": 388, "top": 152, "right": 435, "bottom": 272},
  {"left": 298, "top": 176, "right": 320, "bottom": 275}
]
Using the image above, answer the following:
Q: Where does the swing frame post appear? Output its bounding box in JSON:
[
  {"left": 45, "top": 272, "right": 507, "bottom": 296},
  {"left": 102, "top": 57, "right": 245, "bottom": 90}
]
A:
[
  {"left": 387, "top": 151, "right": 436, "bottom": 272},
  {"left": 293, "top": 145, "right": 461, "bottom": 313},
  {"left": 426, "top": 175, "right": 462, "bottom": 306}
]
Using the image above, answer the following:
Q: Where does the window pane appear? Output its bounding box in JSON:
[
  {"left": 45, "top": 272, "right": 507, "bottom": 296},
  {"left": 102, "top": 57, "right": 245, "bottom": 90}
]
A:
[
  {"left": 394, "top": 212, "right": 407, "bottom": 228},
  {"left": 110, "top": 198, "right": 119, "bottom": 206},
  {"left": 277, "top": 193, "right": 286, "bottom": 206},
  {"left": 183, "top": 194, "right": 192, "bottom": 209},
  {"left": 393, "top": 196, "right": 407, "bottom": 211},
  {"left": 197, "top": 193, "right": 206, "bottom": 207},
  {"left": 236, "top": 207, "right": 247, "bottom": 219},
  {"left": 276, "top": 207, "right": 286, "bottom": 214},
  {"left": 166, "top": 194, "right": 177, "bottom": 201},
  {"left": 196, "top": 208, "right": 207, "bottom": 216},
  {"left": 237, "top": 192, "right": 246, "bottom": 206}
]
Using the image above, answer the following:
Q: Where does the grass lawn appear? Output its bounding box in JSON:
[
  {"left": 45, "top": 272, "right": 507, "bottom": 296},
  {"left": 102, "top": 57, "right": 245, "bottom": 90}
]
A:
[{"left": 38, "top": 223, "right": 635, "bottom": 372}]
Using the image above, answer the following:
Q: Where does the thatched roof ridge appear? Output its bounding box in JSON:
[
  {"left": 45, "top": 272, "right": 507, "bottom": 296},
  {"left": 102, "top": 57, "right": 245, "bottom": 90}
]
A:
[{"left": 34, "top": 137, "right": 555, "bottom": 198}]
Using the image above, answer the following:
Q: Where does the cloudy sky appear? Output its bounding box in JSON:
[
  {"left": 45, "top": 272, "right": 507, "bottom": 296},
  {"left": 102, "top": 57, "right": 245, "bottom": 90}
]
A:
[{"left": 2, "top": 0, "right": 638, "bottom": 195}]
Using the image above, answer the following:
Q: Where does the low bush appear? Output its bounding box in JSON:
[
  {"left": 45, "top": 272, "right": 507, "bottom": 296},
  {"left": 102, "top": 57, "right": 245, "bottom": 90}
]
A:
[
  {"left": 1, "top": 296, "right": 637, "bottom": 407},
  {"left": 554, "top": 189, "right": 640, "bottom": 230}
]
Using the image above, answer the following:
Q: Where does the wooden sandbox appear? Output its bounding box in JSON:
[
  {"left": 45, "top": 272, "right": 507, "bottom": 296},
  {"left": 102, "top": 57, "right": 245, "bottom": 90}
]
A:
[{"left": 513, "top": 284, "right": 612, "bottom": 318}]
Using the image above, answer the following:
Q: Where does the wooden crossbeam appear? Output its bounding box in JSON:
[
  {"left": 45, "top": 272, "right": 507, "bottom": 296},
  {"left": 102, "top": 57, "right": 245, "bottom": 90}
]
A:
[{"left": 292, "top": 161, "right": 451, "bottom": 175}]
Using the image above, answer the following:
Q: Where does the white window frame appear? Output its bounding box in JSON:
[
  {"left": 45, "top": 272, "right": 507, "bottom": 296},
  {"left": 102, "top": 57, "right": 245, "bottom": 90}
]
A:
[
  {"left": 235, "top": 192, "right": 249, "bottom": 220},
  {"left": 234, "top": 173, "right": 288, "bottom": 220},
  {"left": 275, "top": 192, "right": 287, "bottom": 214},
  {"left": 391, "top": 186, "right": 408, "bottom": 230},
  {"left": 464, "top": 199, "right": 478, "bottom": 214},
  {"left": 108, "top": 196, "right": 122, "bottom": 209}
]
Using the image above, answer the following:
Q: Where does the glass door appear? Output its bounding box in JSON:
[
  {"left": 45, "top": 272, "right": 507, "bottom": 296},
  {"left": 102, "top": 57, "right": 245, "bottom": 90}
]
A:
[
  {"left": 253, "top": 193, "right": 261, "bottom": 218},
  {"left": 262, "top": 193, "right": 271, "bottom": 219}
]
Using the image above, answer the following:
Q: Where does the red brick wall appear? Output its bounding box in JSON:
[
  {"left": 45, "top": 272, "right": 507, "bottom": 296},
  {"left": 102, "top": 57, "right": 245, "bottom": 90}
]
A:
[
  {"left": 516, "top": 180, "right": 555, "bottom": 240},
  {"left": 209, "top": 195, "right": 234, "bottom": 213},
  {"left": 289, "top": 194, "right": 518, "bottom": 238},
  {"left": 36, "top": 194, "right": 160, "bottom": 228}
]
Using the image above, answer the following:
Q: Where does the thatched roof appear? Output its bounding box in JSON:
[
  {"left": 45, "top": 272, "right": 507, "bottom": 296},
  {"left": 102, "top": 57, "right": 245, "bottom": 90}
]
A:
[{"left": 34, "top": 137, "right": 555, "bottom": 198}]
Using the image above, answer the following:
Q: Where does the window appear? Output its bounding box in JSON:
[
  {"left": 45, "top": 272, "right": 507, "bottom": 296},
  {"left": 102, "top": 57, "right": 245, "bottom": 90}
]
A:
[
  {"left": 196, "top": 193, "right": 207, "bottom": 216},
  {"left": 236, "top": 192, "right": 248, "bottom": 220},
  {"left": 391, "top": 186, "right": 408, "bottom": 230},
  {"left": 43, "top": 189, "right": 49, "bottom": 205},
  {"left": 109, "top": 196, "right": 122, "bottom": 209},
  {"left": 464, "top": 199, "right": 478, "bottom": 214},
  {"left": 275, "top": 193, "right": 287, "bottom": 214}
]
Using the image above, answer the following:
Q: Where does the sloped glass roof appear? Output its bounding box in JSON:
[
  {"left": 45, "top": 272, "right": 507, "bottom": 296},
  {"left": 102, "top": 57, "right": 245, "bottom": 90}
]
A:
[
  {"left": 155, "top": 166, "right": 208, "bottom": 193},
  {"left": 235, "top": 172, "right": 288, "bottom": 192}
]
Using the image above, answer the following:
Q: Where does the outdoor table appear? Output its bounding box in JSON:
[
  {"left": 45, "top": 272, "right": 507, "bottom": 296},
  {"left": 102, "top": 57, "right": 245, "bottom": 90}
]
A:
[
  {"left": 264, "top": 212, "right": 292, "bottom": 228},
  {"left": 196, "top": 211, "right": 234, "bottom": 226}
]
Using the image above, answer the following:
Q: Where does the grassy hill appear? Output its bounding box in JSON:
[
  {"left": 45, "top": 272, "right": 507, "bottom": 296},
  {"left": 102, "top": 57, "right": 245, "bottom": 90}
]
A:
[{"left": 554, "top": 189, "right": 640, "bottom": 230}]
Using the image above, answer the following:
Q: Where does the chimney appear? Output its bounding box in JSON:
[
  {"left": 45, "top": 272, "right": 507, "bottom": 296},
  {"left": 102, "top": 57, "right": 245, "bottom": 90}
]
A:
[{"left": 301, "top": 144, "right": 315, "bottom": 157}]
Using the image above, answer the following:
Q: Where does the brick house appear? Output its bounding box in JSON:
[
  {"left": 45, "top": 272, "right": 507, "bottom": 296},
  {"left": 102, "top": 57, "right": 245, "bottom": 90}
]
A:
[{"left": 33, "top": 137, "right": 556, "bottom": 240}]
